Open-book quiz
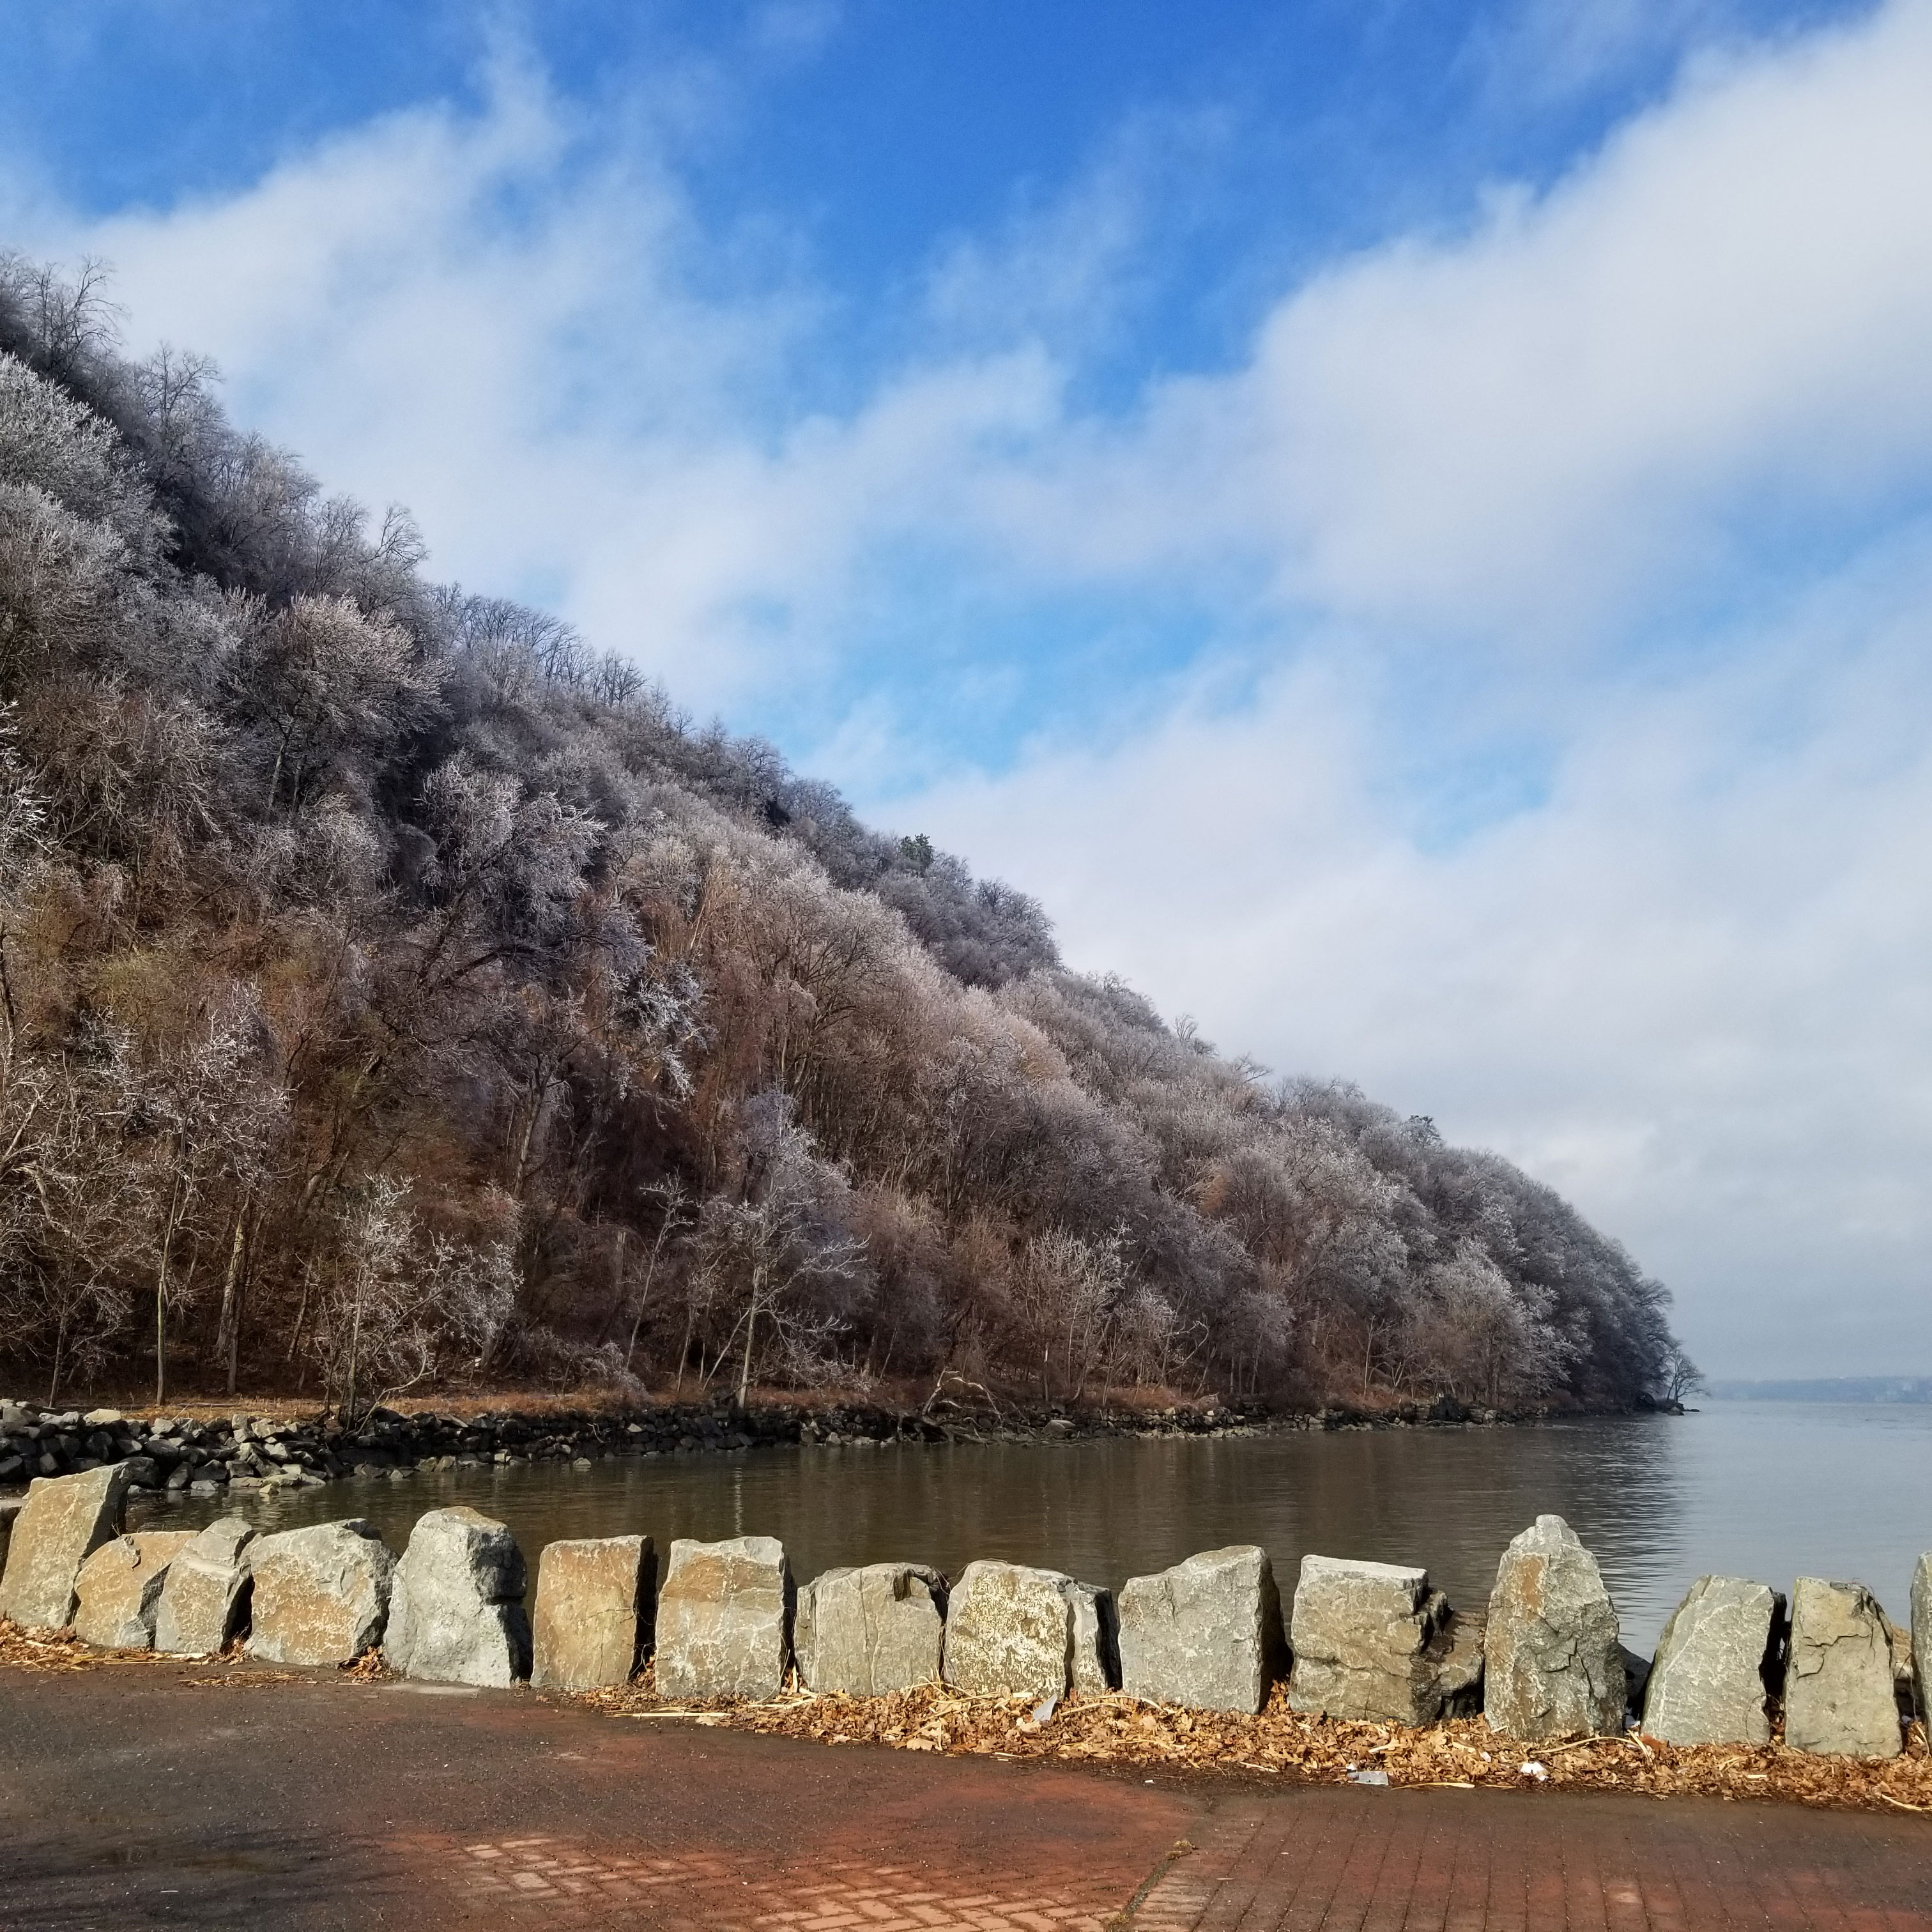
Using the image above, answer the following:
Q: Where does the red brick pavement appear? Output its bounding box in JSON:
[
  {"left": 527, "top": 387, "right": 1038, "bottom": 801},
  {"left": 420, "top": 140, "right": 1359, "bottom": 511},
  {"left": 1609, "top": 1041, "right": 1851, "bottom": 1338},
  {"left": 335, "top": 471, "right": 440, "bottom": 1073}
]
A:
[{"left": 3, "top": 1660, "right": 1929, "bottom": 1931}]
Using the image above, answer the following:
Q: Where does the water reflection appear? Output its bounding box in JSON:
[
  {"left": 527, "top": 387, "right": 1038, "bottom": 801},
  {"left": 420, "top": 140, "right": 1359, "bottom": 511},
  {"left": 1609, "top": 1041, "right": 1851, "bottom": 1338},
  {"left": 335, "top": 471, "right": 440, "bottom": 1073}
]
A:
[{"left": 129, "top": 1402, "right": 1932, "bottom": 1652}]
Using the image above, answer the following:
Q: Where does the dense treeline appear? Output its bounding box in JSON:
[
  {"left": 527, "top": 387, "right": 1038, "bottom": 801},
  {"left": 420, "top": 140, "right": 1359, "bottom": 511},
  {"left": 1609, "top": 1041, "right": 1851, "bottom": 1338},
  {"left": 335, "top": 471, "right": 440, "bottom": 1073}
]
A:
[{"left": 0, "top": 256, "right": 1688, "bottom": 1417}]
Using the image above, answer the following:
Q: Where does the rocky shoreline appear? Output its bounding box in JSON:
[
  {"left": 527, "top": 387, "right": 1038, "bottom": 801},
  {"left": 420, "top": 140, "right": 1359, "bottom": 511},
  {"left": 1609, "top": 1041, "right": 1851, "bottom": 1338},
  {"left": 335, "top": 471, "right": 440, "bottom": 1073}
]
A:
[{"left": 0, "top": 1388, "right": 1627, "bottom": 1507}]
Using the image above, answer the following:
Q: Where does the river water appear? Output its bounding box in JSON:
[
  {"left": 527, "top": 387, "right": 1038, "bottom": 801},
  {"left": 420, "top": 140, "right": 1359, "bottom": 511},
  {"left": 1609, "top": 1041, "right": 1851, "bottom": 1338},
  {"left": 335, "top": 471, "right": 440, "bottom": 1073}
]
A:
[{"left": 129, "top": 1399, "right": 1932, "bottom": 1653}]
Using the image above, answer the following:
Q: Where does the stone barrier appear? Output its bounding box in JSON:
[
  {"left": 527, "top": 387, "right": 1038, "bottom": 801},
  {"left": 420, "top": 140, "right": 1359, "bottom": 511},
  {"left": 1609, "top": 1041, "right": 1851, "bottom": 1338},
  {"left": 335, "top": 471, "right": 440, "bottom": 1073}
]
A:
[
  {"left": 0, "top": 1464, "right": 134, "bottom": 1630},
  {"left": 796, "top": 1563, "right": 947, "bottom": 1696},
  {"left": 1785, "top": 1575, "right": 1901, "bottom": 1758},
  {"left": 656, "top": 1536, "right": 793, "bottom": 1700},
  {"left": 1287, "top": 1555, "right": 1467, "bottom": 1725},
  {"left": 155, "top": 1517, "right": 257, "bottom": 1655},
  {"left": 532, "top": 1535, "right": 655, "bottom": 1691},
  {"left": 73, "top": 1531, "right": 197, "bottom": 1650},
  {"left": 385, "top": 1506, "right": 532, "bottom": 1687},
  {"left": 247, "top": 1519, "right": 396, "bottom": 1666},
  {"left": 942, "top": 1561, "right": 1117, "bottom": 1699},
  {"left": 1484, "top": 1515, "right": 1626, "bottom": 1740},
  {"left": 1643, "top": 1575, "right": 1784, "bottom": 1746},
  {"left": 1913, "top": 1552, "right": 1932, "bottom": 1725},
  {"left": 1118, "top": 1545, "right": 1284, "bottom": 1715}
]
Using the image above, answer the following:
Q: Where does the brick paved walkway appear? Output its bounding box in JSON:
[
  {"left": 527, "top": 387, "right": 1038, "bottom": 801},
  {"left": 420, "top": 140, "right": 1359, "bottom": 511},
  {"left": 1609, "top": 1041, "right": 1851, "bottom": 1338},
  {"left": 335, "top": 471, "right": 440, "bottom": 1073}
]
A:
[{"left": 3, "top": 1659, "right": 1929, "bottom": 1930}]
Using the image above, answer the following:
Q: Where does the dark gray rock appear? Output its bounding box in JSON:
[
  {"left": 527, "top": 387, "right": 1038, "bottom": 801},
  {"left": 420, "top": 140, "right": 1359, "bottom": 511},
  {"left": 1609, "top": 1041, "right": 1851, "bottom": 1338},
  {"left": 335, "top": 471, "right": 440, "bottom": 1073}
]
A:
[
  {"left": 1786, "top": 1576, "right": 1900, "bottom": 1758},
  {"left": 1287, "top": 1555, "right": 1460, "bottom": 1724},
  {"left": 1642, "top": 1576, "right": 1782, "bottom": 1745},
  {"left": 1117, "top": 1545, "right": 1284, "bottom": 1714},
  {"left": 655, "top": 1536, "right": 793, "bottom": 1701},
  {"left": 0, "top": 1463, "right": 134, "bottom": 1630},
  {"left": 1483, "top": 1515, "right": 1625, "bottom": 1740},
  {"left": 384, "top": 1506, "right": 530, "bottom": 1687},
  {"left": 796, "top": 1563, "right": 947, "bottom": 1694}
]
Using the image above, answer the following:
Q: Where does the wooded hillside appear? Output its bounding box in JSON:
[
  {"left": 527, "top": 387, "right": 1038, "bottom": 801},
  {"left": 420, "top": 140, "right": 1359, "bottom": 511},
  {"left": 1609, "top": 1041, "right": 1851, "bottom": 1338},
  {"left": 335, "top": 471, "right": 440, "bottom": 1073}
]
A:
[{"left": 0, "top": 257, "right": 1687, "bottom": 1416}]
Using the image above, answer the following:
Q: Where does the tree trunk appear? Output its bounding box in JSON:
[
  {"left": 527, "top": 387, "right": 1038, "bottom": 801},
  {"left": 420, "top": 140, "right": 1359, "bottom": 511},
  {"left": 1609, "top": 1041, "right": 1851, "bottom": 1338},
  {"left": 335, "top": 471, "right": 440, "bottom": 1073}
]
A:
[{"left": 214, "top": 1208, "right": 246, "bottom": 1389}]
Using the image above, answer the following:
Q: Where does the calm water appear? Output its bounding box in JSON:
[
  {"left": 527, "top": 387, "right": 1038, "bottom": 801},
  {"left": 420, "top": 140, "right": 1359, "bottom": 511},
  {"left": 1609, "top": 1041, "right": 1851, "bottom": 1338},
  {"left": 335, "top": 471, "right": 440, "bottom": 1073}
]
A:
[{"left": 130, "top": 1400, "right": 1932, "bottom": 1653}]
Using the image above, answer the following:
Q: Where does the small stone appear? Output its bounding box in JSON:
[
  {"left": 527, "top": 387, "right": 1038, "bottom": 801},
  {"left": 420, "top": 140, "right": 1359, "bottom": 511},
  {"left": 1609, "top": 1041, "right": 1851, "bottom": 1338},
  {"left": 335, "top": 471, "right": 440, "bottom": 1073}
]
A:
[
  {"left": 796, "top": 1563, "right": 947, "bottom": 1695},
  {"left": 1642, "top": 1576, "right": 1784, "bottom": 1746},
  {"left": 155, "top": 1517, "right": 258, "bottom": 1655},
  {"left": 1118, "top": 1546, "right": 1285, "bottom": 1714},
  {"left": 655, "top": 1536, "right": 793, "bottom": 1700},
  {"left": 1287, "top": 1555, "right": 1459, "bottom": 1725},
  {"left": 82, "top": 1409, "right": 124, "bottom": 1427},
  {"left": 384, "top": 1506, "right": 531, "bottom": 1686},
  {"left": 531, "top": 1536, "right": 655, "bottom": 1690},
  {"left": 1785, "top": 1576, "right": 1901, "bottom": 1758},
  {"left": 1483, "top": 1515, "right": 1625, "bottom": 1740},
  {"left": 73, "top": 1532, "right": 196, "bottom": 1649},
  {"left": 247, "top": 1519, "right": 396, "bottom": 1666},
  {"left": 0, "top": 1463, "right": 134, "bottom": 1630},
  {"left": 942, "top": 1561, "right": 1116, "bottom": 1699}
]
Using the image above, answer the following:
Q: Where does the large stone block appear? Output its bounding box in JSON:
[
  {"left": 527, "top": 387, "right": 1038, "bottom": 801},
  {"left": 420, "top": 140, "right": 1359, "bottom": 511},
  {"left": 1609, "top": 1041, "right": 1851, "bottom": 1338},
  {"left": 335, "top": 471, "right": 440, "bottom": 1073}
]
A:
[
  {"left": 73, "top": 1531, "right": 196, "bottom": 1650},
  {"left": 0, "top": 1464, "right": 133, "bottom": 1630},
  {"left": 1912, "top": 1552, "right": 1932, "bottom": 1725},
  {"left": 1642, "top": 1575, "right": 1783, "bottom": 1746},
  {"left": 1785, "top": 1576, "right": 1901, "bottom": 1758},
  {"left": 155, "top": 1517, "right": 257, "bottom": 1656},
  {"left": 247, "top": 1519, "right": 396, "bottom": 1666},
  {"left": 1483, "top": 1514, "right": 1625, "bottom": 1739},
  {"left": 1118, "top": 1545, "right": 1284, "bottom": 1714},
  {"left": 796, "top": 1562, "right": 947, "bottom": 1695},
  {"left": 656, "top": 1536, "right": 793, "bottom": 1701},
  {"left": 531, "top": 1535, "right": 655, "bottom": 1690},
  {"left": 942, "top": 1560, "right": 1117, "bottom": 1699},
  {"left": 385, "top": 1506, "right": 531, "bottom": 1687},
  {"left": 1287, "top": 1555, "right": 1460, "bottom": 1724}
]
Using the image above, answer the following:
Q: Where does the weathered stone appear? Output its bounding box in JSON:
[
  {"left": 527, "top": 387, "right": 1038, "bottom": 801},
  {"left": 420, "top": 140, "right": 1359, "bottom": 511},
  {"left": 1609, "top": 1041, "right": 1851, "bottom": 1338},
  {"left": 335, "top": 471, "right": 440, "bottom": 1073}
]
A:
[
  {"left": 1287, "top": 1555, "right": 1460, "bottom": 1724},
  {"left": 247, "top": 1519, "right": 395, "bottom": 1666},
  {"left": 942, "top": 1560, "right": 1117, "bottom": 1699},
  {"left": 531, "top": 1535, "right": 654, "bottom": 1690},
  {"left": 384, "top": 1506, "right": 530, "bottom": 1687},
  {"left": 1118, "top": 1545, "right": 1284, "bottom": 1714},
  {"left": 1641, "top": 1576, "right": 1782, "bottom": 1745},
  {"left": 1066, "top": 1579, "right": 1120, "bottom": 1694},
  {"left": 1785, "top": 1576, "right": 1900, "bottom": 1758},
  {"left": 796, "top": 1563, "right": 947, "bottom": 1695},
  {"left": 1438, "top": 1609, "right": 1486, "bottom": 1716},
  {"left": 0, "top": 1463, "right": 134, "bottom": 1630},
  {"left": 1483, "top": 1514, "right": 1625, "bottom": 1740},
  {"left": 73, "top": 1531, "right": 196, "bottom": 1649},
  {"left": 1912, "top": 1553, "right": 1932, "bottom": 1724},
  {"left": 154, "top": 1517, "right": 257, "bottom": 1655},
  {"left": 655, "top": 1536, "right": 793, "bottom": 1700}
]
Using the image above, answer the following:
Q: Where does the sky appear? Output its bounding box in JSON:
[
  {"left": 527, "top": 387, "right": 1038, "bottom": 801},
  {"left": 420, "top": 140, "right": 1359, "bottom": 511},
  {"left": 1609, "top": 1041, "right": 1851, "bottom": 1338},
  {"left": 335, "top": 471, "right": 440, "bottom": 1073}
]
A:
[{"left": 3, "top": 0, "right": 1929, "bottom": 1378}]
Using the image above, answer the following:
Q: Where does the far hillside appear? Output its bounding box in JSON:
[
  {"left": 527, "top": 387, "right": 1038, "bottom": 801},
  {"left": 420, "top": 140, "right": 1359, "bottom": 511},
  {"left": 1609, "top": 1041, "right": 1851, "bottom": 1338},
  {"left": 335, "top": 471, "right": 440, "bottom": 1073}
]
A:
[{"left": 0, "top": 255, "right": 1688, "bottom": 1419}]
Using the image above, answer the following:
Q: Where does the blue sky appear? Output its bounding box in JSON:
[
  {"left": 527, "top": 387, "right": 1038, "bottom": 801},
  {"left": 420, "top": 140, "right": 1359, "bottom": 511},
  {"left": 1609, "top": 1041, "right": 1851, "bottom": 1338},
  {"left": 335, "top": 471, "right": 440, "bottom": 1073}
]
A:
[{"left": 6, "top": 0, "right": 1932, "bottom": 1376}]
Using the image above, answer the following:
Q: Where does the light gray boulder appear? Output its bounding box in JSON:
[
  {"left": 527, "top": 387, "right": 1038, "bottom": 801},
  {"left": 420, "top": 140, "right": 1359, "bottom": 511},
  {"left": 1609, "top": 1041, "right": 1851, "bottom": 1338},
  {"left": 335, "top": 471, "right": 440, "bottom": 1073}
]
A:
[
  {"left": 1912, "top": 1552, "right": 1932, "bottom": 1725},
  {"left": 941, "top": 1560, "right": 1117, "bottom": 1699},
  {"left": 531, "top": 1535, "right": 654, "bottom": 1691},
  {"left": 1287, "top": 1555, "right": 1461, "bottom": 1724},
  {"left": 1641, "top": 1575, "right": 1783, "bottom": 1745},
  {"left": 247, "top": 1519, "right": 395, "bottom": 1666},
  {"left": 1118, "top": 1545, "right": 1284, "bottom": 1714},
  {"left": 155, "top": 1517, "right": 258, "bottom": 1655},
  {"left": 1785, "top": 1576, "right": 1900, "bottom": 1758},
  {"left": 655, "top": 1535, "right": 793, "bottom": 1701},
  {"left": 73, "top": 1531, "right": 196, "bottom": 1649},
  {"left": 796, "top": 1562, "right": 947, "bottom": 1695},
  {"left": 1483, "top": 1514, "right": 1625, "bottom": 1739},
  {"left": 0, "top": 1463, "right": 134, "bottom": 1630},
  {"left": 384, "top": 1506, "right": 531, "bottom": 1687}
]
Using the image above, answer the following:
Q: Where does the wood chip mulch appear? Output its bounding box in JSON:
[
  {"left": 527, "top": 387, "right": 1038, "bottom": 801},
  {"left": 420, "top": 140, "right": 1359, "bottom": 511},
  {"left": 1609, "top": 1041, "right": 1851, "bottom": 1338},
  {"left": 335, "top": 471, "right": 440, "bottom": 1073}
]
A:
[
  {"left": 8, "top": 1620, "right": 1927, "bottom": 1815},
  {"left": 576, "top": 1674, "right": 1932, "bottom": 1818}
]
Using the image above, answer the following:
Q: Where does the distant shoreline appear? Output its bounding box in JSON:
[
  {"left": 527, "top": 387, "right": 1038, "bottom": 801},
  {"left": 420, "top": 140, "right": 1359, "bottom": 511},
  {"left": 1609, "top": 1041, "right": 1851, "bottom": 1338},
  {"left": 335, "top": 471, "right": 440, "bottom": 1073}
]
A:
[{"left": 1703, "top": 1377, "right": 1932, "bottom": 1404}]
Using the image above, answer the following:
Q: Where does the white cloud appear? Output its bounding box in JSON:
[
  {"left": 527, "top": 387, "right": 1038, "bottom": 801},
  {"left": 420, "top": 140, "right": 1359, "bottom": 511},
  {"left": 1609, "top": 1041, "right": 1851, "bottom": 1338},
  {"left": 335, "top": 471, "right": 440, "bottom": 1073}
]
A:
[{"left": 12, "top": 0, "right": 1932, "bottom": 1372}]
